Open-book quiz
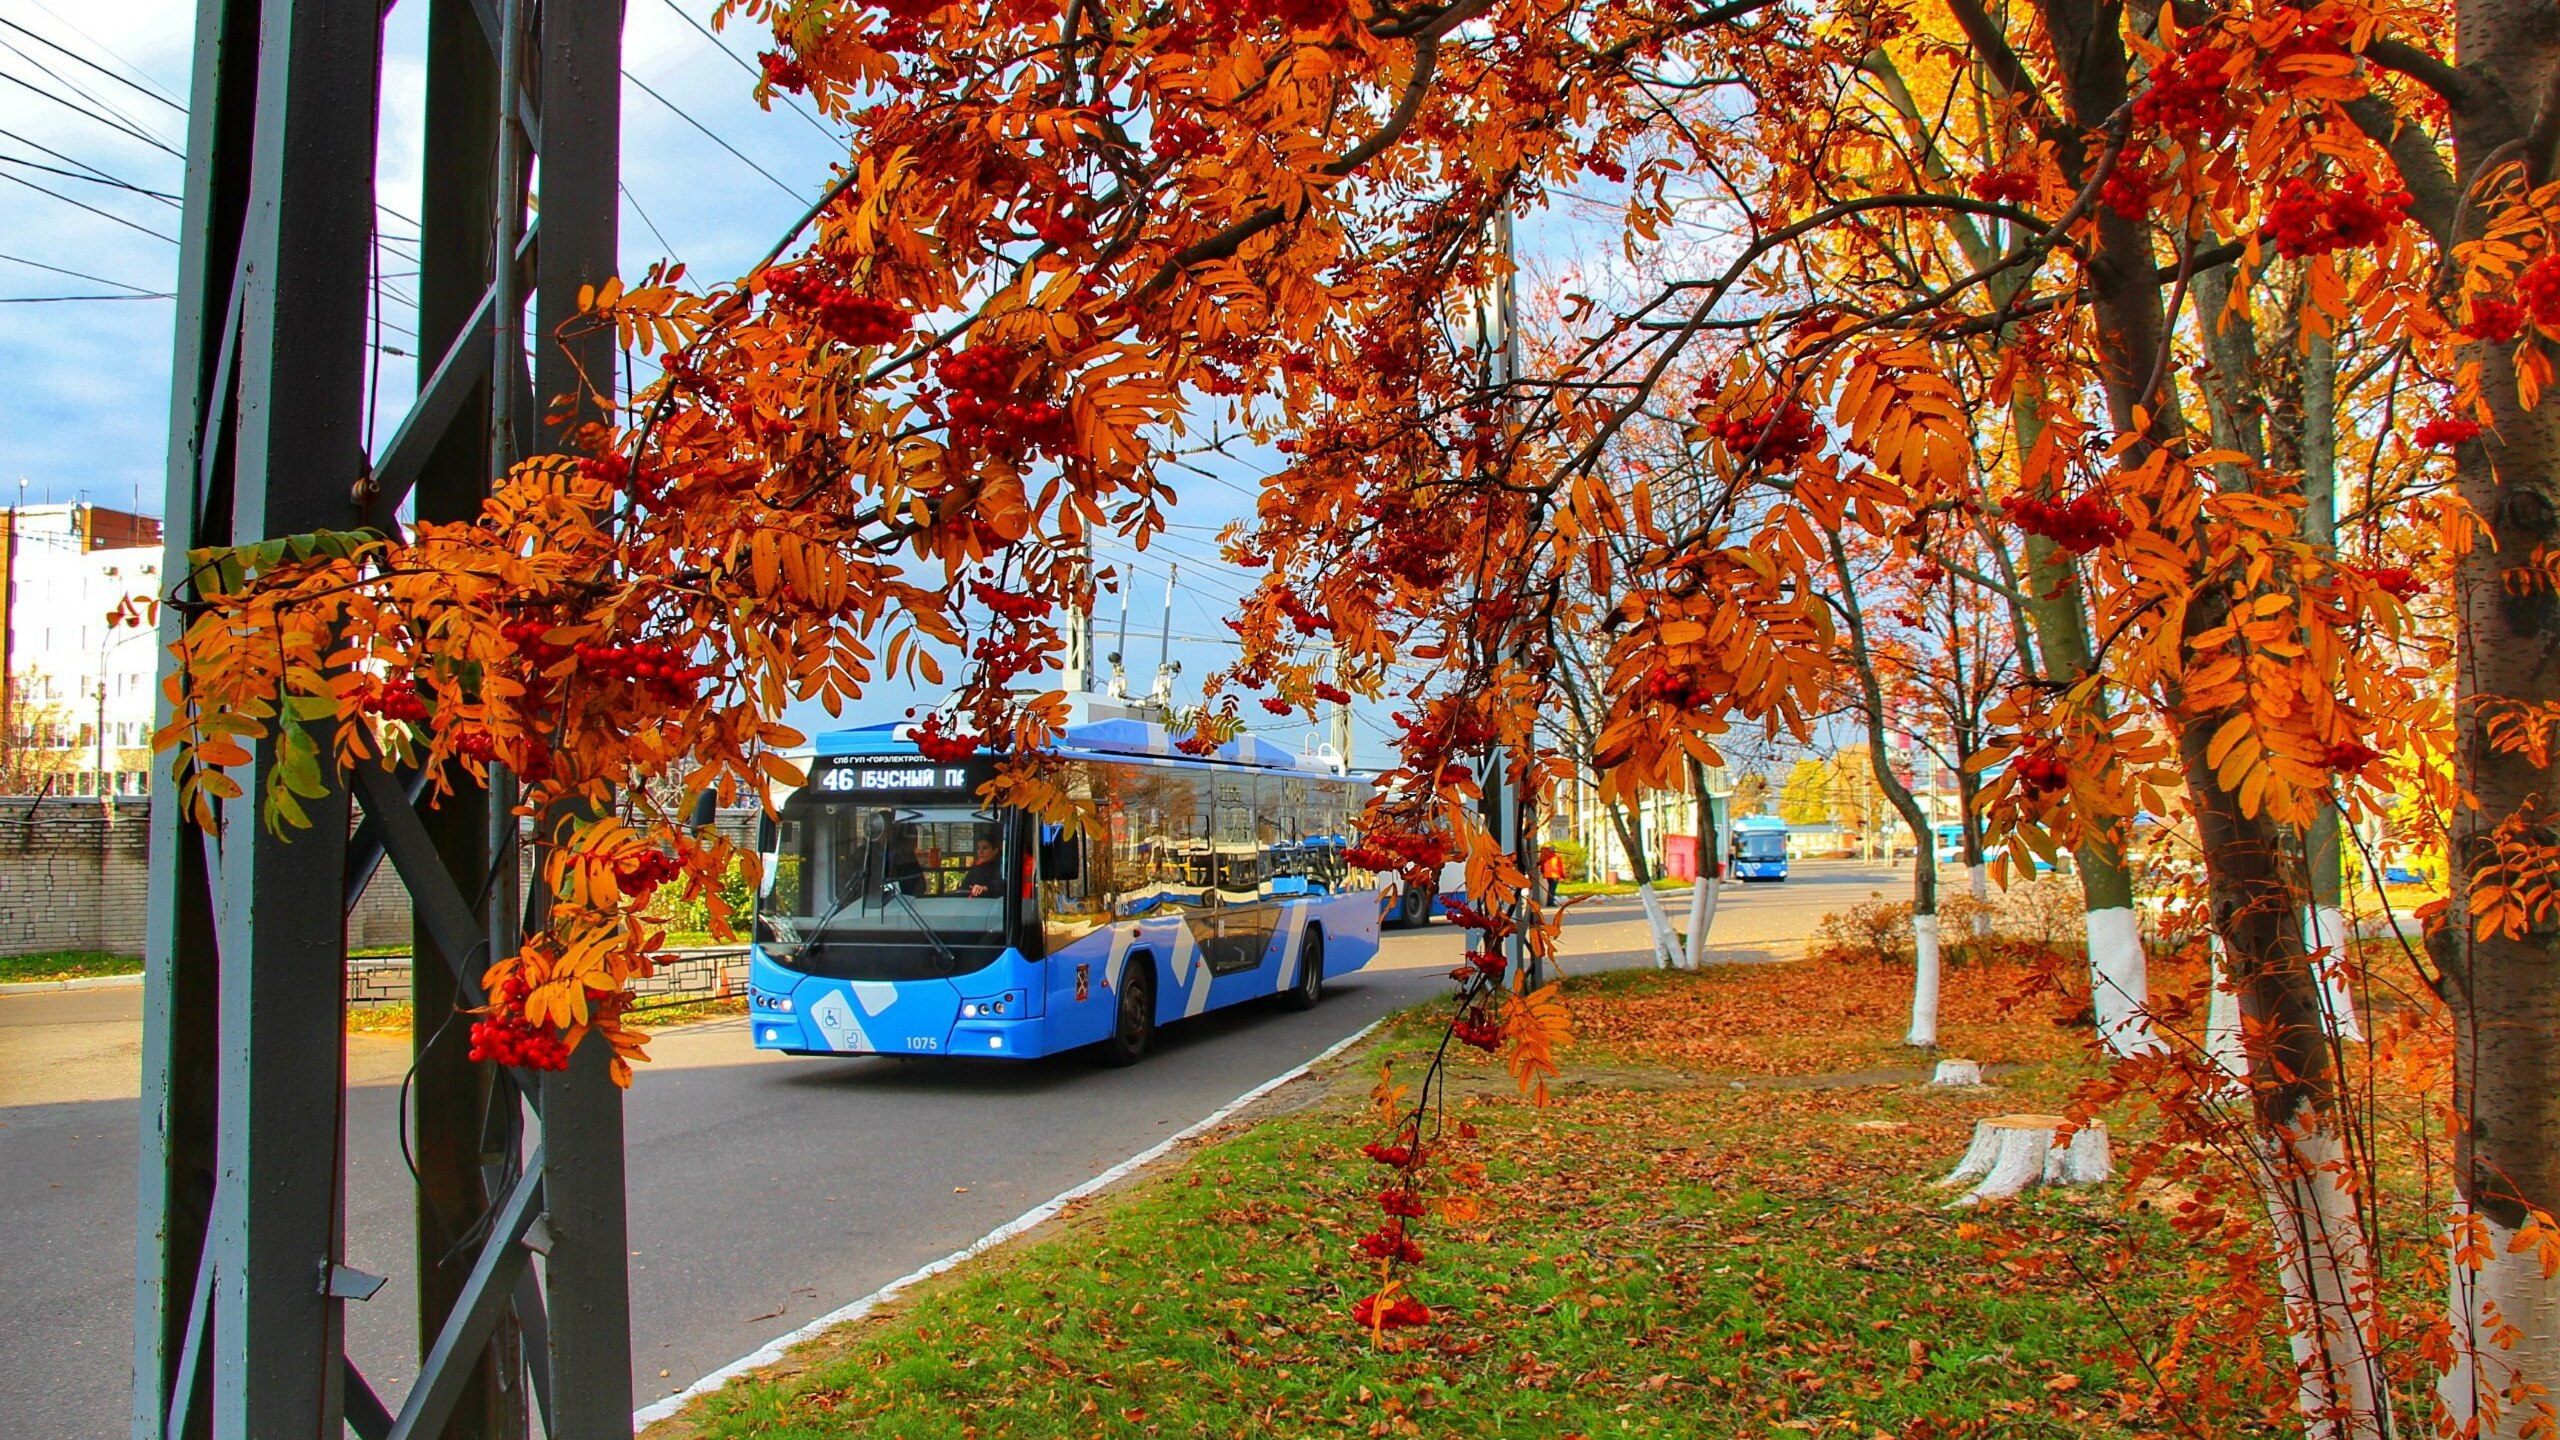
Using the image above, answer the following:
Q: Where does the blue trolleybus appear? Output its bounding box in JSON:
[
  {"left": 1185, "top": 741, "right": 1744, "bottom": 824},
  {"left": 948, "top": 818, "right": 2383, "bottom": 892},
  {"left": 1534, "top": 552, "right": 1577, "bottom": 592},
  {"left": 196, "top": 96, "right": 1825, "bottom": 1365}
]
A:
[
  {"left": 1728, "top": 814, "right": 1791, "bottom": 881},
  {"left": 746, "top": 719, "right": 1386, "bottom": 1064}
]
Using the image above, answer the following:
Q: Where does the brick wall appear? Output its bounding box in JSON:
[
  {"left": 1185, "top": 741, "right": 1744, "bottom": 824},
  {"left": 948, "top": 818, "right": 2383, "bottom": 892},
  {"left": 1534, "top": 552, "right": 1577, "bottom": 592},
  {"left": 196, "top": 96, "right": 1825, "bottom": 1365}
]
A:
[
  {"left": 0, "top": 797, "right": 151, "bottom": 955},
  {"left": 344, "top": 947, "right": 749, "bottom": 1009}
]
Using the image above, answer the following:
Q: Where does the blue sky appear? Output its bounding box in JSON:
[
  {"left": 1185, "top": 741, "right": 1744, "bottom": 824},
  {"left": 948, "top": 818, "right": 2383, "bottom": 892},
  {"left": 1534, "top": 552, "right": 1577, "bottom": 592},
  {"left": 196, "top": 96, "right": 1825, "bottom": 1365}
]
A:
[{"left": 0, "top": 0, "right": 1393, "bottom": 757}]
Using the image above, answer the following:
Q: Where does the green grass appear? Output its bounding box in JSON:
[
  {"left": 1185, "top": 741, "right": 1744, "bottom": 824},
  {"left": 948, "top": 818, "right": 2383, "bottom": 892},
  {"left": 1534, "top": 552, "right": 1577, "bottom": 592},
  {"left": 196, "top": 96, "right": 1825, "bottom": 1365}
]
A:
[
  {"left": 648, "top": 976, "right": 2273, "bottom": 1440},
  {"left": 0, "top": 950, "right": 141, "bottom": 984},
  {"left": 1555, "top": 877, "right": 1689, "bottom": 897}
]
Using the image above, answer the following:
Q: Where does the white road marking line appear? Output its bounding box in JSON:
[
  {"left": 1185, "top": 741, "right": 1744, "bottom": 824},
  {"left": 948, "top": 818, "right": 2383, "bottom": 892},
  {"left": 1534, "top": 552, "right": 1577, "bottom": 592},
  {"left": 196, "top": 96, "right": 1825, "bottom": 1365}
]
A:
[{"left": 631, "top": 1017, "right": 1388, "bottom": 1430}]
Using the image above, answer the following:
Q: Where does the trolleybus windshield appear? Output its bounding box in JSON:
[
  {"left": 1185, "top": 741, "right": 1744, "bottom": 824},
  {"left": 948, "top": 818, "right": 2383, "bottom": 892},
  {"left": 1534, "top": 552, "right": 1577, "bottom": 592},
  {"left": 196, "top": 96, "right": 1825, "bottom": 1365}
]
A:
[{"left": 758, "top": 800, "right": 1013, "bottom": 981}]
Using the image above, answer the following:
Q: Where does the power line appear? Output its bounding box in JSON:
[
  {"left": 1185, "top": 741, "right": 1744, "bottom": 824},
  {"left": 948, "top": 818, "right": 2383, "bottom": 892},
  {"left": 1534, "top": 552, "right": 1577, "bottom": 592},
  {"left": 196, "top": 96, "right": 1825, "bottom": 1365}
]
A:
[
  {"left": 0, "top": 62, "right": 183, "bottom": 159},
  {"left": 620, "top": 180, "right": 686, "bottom": 272},
  {"left": 0, "top": 170, "right": 175, "bottom": 243},
  {"left": 651, "top": 0, "right": 840, "bottom": 145},
  {"left": 0, "top": 126, "right": 177, "bottom": 204},
  {"left": 0, "top": 292, "right": 172, "bottom": 302},
  {"left": 0, "top": 35, "right": 177, "bottom": 148},
  {"left": 18, "top": 1, "right": 186, "bottom": 109},
  {"left": 0, "top": 17, "right": 183, "bottom": 113},
  {"left": 0, "top": 149, "right": 179, "bottom": 202},
  {"left": 622, "top": 68, "right": 801, "bottom": 202},
  {"left": 0, "top": 250, "right": 163, "bottom": 294}
]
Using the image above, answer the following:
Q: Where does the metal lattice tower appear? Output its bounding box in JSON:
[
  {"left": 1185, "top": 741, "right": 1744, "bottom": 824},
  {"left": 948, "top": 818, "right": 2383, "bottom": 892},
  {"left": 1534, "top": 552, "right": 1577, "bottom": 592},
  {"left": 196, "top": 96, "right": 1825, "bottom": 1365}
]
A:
[{"left": 134, "top": 0, "right": 631, "bottom": 1434}]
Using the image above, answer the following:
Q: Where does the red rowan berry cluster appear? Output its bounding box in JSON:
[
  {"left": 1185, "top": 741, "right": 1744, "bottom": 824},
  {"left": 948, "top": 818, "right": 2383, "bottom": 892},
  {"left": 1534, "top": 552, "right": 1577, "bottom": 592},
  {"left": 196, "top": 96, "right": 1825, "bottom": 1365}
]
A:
[
  {"left": 1643, "top": 667, "right": 1718, "bottom": 711},
  {"left": 2264, "top": 11, "right": 2349, "bottom": 70},
  {"left": 758, "top": 50, "right": 808, "bottom": 93},
  {"left": 764, "top": 264, "right": 910, "bottom": 349},
  {"left": 1392, "top": 705, "right": 1498, "bottom": 771},
  {"left": 1271, "top": 587, "right": 1333, "bottom": 635},
  {"left": 1358, "top": 1221, "right": 1426, "bottom": 1264},
  {"left": 1452, "top": 1010, "right": 1502, "bottom": 1050},
  {"left": 967, "top": 630, "right": 1050, "bottom": 686},
  {"left": 908, "top": 712, "right": 979, "bottom": 763},
  {"left": 363, "top": 678, "right": 430, "bottom": 723},
  {"left": 469, "top": 978, "right": 571, "bottom": 1069},
  {"left": 1378, "top": 1187, "right": 1428, "bottom": 1219},
  {"left": 1913, "top": 562, "right": 1945, "bottom": 586},
  {"left": 572, "top": 638, "right": 706, "bottom": 705},
  {"left": 1150, "top": 112, "right": 1215, "bottom": 161},
  {"left": 2264, "top": 174, "right": 2409, "bottom": 259},
  {"left": 453, "top": 727, "right": 500, "bottom": 763},
  {"left": 576, "top": 453, "right": 665, "bottom": 505},
  {"left": 1344, "top": 828, "right": 1449, "bottom": 879},
  {"left": 1259, "top": 695, "right": 1296, "bottom": 715},
  {"left": 2521, "top": 256, "right": 2560, "bottom": 331},
  {"left": 1019, "top": 196, "right": 1091, "bottom": 248},
  {"left": 966, "top": 579, "right": 1047, "bottom": 622},
  {"left": 2354, "top": 565, "right": 2422, "bottom": 599},
  {"left": 1352, "top": 1293, "right": 1431, "bottom": 1329},
  {"left": 501, "top": 616, "right": 574, "bottom": 670},
  {"left": 1173, "top": 728, "right": 1220, "bottom": 757},
  {"left": 1312, "top": 681, "right": 1352, "bottom": 705},
  {"left": 2132, "top": 48, "right": 2234, "bottom": 137},
  {"left": 2414, "top": 415, "right": 2481, "bottom": 449},
  {"left": 1362, "top": 1139, "right": 1420, "bottom": 1169},
  {"left": 1441, "top": 898, "right": 1513, "bottom": 937},
  {"left": 2462, "top": 296, "right": 2527, "bottom": 343},
  {"left": 935, "top": 346, "right": 1075, "bottom": 460},
  {"left": 2004, "top": 493, "right": 2131, "bottom": 553},
  {"left": 2319, "top": 740, "right": 2381, "bottom": 771},
  {"left": 1704, "top": 399, "right": 1820, "bottom": 467},
  {"left": 1967, "top": 169, "right": 2037, "bottom": 204},
  {"left": 2011, "top": 752, "right": 2070, "bottom": 795},
  {"left": 2101, "top": 148, "right": 2158, "bottom": 220},
  {"left": 615, "top": 849, "right": 681, "bottom": 899},
  {"left": 1371, "top": 516, "right": 1457, "bottom": 589}
]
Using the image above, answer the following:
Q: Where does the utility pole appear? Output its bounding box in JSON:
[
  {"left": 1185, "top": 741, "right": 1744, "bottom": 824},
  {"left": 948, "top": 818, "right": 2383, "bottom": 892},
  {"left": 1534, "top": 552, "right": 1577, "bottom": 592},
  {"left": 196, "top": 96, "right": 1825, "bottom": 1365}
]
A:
[
  {"left": 135, "top": 0, "right": 628, "bottom": 1436},
  {"left": 1467, "top": 206, "right": 1539, "bottom": 989}
]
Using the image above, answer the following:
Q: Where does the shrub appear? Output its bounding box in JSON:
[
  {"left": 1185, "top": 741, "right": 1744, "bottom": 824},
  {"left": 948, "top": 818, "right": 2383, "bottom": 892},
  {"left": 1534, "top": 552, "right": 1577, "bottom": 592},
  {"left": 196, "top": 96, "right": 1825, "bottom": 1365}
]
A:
[{"left": 1807, "top": 893, "right": 1913, "bottom": 965}]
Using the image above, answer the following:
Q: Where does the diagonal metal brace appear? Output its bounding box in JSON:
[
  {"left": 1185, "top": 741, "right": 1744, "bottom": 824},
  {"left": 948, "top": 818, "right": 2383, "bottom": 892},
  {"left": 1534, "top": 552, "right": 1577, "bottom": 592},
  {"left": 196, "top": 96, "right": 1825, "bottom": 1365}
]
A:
[
  {"left": 385, "top": 1148, "right": 546, "bottom": 1440},
  {"left": 350, "top": 762, "right": 492, "bottom": 1000}
]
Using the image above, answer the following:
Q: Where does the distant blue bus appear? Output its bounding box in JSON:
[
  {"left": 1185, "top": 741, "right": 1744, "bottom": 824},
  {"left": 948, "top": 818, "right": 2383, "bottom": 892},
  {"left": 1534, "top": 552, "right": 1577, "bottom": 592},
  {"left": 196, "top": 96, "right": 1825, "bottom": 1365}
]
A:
[
  {"left": 1729, "top": 814, "right": 1790, "bottom": 881},
  {"left": 746, "top": 719, "right": 1385, "bottom": 1064}
]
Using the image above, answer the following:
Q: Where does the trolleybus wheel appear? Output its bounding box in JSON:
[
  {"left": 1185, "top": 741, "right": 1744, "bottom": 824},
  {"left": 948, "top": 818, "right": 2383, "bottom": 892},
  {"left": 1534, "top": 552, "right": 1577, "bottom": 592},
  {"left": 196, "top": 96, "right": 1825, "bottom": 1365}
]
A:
[
  {"left": 1285, "top": 929, "right": 1325, "bottom": 1011},
  {"left": 1103, "top": 960, "right": 1155, "bottom": 1066}
]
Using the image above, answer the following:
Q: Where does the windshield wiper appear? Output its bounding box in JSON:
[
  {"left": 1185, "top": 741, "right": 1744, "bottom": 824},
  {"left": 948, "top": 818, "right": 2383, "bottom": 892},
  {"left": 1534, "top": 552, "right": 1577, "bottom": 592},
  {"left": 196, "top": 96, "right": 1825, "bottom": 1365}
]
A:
[{"left": 882, "top": 882, "right": 962, "bottom": 975}]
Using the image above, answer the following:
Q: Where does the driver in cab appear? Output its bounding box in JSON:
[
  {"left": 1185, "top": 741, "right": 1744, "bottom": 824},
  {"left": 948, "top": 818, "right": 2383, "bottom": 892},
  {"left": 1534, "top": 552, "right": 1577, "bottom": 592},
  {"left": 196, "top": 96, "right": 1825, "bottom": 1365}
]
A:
[{"left": 961, "top": 832, "right": 1005, "bottom": 897}]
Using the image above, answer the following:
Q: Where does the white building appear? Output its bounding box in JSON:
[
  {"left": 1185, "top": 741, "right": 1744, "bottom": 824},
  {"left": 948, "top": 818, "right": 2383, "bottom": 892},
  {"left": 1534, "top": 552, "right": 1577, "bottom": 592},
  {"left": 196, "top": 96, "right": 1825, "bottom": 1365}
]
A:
[{"left": 2, "top": 505, "right": 164, "bottom": 797}]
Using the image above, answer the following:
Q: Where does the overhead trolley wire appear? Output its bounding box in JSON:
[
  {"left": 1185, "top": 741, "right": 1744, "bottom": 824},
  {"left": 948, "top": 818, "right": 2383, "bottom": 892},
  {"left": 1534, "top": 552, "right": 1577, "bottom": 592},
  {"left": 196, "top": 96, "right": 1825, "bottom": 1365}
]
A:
[
  {"left": 652, "top": 0, "right": 841, "bottom": 145},
  {"left": 622, "top": 68, "right": 803, "bottom": 202},
  {"left": 0, "top": 63, "right": 183, "bottom": 159},
  {"left": 0, "top": 169, "right": 174, "bottom": 243},
  {"left": 0, "top": 249, "right": 163, "bottom": 293},
  {"left": 0, "top": 16, "right": 184, "bottom": 113},
  {"left": 0, "top": 126, "right": 177, "bottom": 202}
]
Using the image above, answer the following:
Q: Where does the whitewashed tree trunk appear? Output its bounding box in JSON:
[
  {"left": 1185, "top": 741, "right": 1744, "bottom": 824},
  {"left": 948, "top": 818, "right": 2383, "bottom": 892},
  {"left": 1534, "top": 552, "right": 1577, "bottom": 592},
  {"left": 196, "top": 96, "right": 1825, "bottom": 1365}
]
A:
[
  {"left": 1906, "top": 914, "right": 1942, "bottom": 1048},
  {"left": 2303, "top": 904, "right": 2364, "bottom": 1042},
  {"left": 2086, "top": 906, "right": 2162, "bottom": 1056},
  {"left": 2206, "top": 935, "right": 2248, "bottom": 1097},
  {"left": 2441, "top": 1199, "right": 2560, "bottom": 1440},
  {"left": 1939, "top": 1113, "right": 2110, "bottom": 1205},
  {"left": 1682, "top": 872, "right": 1718, "bottom": 969},
  {"left": 1634, "top": 884, "right": 1682, "bottom": 969},
  {"left": 1969, "top": 862, "right": 1992, "bottom": 937},
  {"left": 2254, "top": 1115, "right": 2390, "bottom": 1440}
]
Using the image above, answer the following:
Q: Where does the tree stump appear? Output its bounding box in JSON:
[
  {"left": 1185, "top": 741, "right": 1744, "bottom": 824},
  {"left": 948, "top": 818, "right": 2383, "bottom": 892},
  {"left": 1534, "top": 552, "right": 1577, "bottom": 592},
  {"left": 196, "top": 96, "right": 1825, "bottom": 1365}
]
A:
[
  {"left": 1937, "top": 1114, "right": 2110, "bottom": 1206},
  {"left": 1930, "top": 1058, "right": 1984, "bottom": 1086}
]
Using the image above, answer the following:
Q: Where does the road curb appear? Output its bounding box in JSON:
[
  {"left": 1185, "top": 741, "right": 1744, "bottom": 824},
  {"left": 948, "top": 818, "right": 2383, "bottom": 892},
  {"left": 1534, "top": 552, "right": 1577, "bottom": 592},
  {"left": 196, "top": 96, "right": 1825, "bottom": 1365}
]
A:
[
  {"left": 0, "top": 971, "right": 145, "bottom": 996},
  {"left": 631, "top": 1015, "right": 1389, "bottom": 1431}
]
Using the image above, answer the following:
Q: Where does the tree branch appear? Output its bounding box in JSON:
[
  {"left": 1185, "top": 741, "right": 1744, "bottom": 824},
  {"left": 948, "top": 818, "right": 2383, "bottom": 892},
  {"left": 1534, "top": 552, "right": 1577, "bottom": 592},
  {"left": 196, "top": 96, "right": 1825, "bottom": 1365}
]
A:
[{"left": 2343, "top": 94, "right": 2459, "bottom": 249}]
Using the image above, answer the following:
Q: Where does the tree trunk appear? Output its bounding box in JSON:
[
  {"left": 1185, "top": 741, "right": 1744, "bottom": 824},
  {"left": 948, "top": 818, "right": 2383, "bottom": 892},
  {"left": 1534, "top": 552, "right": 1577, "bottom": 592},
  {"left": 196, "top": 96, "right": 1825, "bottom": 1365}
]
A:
[
  {"left": 2032, "top": 1, "right": 2383, "bottom": 1428},
  {"left": 1684, "top": 755, "right": 1717, "bottom": 967},
  {"left": 2008, "top": 390, "right": 2159, "bottom": 1056},
  {"left": 1606, "top": 796, "right": 1683, "bottom": 969},
  {"left": 1828, "top": 533, "right": 1942, "bottom": 1047}
]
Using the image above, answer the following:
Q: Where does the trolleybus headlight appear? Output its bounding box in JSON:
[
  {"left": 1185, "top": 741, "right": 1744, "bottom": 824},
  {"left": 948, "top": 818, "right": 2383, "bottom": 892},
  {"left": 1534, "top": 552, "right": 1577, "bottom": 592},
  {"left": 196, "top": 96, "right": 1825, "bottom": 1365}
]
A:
[{"left": 962, "top": 1003, "right": 980, "bottom": 1017}]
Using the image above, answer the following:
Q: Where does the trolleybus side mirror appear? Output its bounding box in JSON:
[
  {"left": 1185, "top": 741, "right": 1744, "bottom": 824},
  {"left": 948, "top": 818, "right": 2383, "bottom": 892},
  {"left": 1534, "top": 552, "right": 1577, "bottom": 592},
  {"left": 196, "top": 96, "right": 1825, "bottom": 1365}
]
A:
[{"left": 687, "top": 788, "right": 718, "bottom": 829}]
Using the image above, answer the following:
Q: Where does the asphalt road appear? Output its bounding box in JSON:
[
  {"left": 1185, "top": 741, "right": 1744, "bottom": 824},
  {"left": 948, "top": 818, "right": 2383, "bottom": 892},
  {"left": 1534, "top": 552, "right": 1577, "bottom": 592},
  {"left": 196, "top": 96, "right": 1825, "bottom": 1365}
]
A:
[{"left": 0, "top": 861, "right": 1899, "bottom": 1436}]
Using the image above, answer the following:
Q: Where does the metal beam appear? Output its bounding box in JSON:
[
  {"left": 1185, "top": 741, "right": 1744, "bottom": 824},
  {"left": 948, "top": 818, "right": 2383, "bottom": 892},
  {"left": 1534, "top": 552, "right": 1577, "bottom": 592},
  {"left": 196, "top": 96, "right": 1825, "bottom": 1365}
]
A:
[{"left": 385, "top": 1155, "right": 545, "bottom": 1440}]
